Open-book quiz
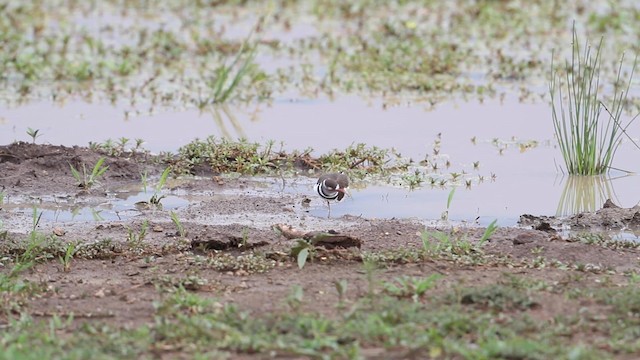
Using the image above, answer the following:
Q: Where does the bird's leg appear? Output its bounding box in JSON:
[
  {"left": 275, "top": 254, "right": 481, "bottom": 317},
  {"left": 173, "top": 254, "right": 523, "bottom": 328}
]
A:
[{"left": 327, "top": 200, "right": 331, "bottom": 218}]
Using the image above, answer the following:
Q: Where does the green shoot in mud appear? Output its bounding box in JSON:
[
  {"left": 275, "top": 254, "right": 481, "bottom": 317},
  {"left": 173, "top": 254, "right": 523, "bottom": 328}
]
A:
[
  {"left": 126, "top": 221, "right": 149, "bottom": 251},
  {"left": 26, "top": 127, "right": 42, "bottom": 144},
  {"left": 149, "top": 167, "right": 171, "bottom": 206},
  {"left": 550, "top": 27, "right": 638, "bottom": 175},
  {"left": 58, "top": 242, "right": 77, "bottom": 272},
  {"left": 69, "top": 157, "right": 109, "bottom": 189},
  {"left": 421, "top": 229, "right": 488, "bottom": 264},
  {"left": 382, "top": 274, "right": 441, "bottom": 301},
  {"left": 479, "top": 219, "right": 499, "bottom": 245},
  {"left": 90, "top": 138, "right": 149, "bottom": 157},
  {"left": 170, "top": 211, "right": 186, "bottom": 238},
  {"left": 140, "top": 170, "right": 149, "bottom": 193}
]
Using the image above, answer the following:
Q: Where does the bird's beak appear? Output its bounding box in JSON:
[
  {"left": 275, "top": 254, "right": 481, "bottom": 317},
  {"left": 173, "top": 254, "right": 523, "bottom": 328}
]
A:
[{"left": 337, "top": 188, "right": 351, "bottom": 197}]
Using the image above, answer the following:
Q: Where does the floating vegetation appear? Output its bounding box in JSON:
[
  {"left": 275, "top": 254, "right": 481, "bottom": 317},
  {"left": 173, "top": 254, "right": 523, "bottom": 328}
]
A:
[{"left": 1, "top": 1, "right": 640, "bottom": 109}]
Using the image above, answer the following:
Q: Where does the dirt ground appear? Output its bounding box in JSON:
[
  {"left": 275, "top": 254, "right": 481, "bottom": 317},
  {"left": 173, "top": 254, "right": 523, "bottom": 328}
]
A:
[{"left": 2, "top": 142, "right": 640, "bottom": 357}]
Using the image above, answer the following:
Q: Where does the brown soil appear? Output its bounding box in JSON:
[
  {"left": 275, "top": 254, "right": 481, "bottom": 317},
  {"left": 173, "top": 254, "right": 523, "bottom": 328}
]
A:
[{"left": 2, "top": 142, "right": 639, "bottom": 356}]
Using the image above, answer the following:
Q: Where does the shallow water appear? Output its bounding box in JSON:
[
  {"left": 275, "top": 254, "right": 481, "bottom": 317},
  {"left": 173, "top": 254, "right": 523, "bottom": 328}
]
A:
[
  {"left": 2, "top": 95, "right": 640, "bottom": 228},
  {"left": 4, "top": 191, "right": 189, "bottom": 223}
]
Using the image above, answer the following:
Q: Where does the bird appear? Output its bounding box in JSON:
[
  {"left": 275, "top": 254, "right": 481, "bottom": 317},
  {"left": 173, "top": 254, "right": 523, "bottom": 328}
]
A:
[{"left": 315, "top": 172, "right": 349, "bottom": 216}]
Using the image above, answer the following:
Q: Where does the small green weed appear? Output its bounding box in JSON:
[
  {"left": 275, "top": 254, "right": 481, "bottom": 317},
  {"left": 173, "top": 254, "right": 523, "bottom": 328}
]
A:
[
  {"left": 155, "top": 285, "right": 219, "bottom": 315},
  {"left": 421, "top": 229, "right": 486, "bottom": 264},
  {"left": 149, "top": 167, "right": 171, "bottom": 207},
  {"left": 318, "top": 143, "right": 407, "bottom": 179},
  {"left": 140, "top": 170, "right": 148, "bottom": 193},
  {"left": 0, "top": 209, "right": 48, "bottom": 312},
  {"left": 126, "top": 220, "right": 149, "bottom": 251},
  {"left": 290, "top": 239, "right": 314, "bottom": 269},
  {"left": 382, "top": 274, "right": 441, "bottom": 301},
  {"left": 170, "top": 211, "right": 186, "bottom": 238},
  {"left": 69, "top": 157, "right": 109, "bottom": 190},
  {"left": 478, "top": 219, "right": 499, "bottom": 245},
  {"left": 58, "top": 242, "right": 77, "bottom": 272},
  {"left": 26, "top": 127, "right": 42, "bottom": 143}
]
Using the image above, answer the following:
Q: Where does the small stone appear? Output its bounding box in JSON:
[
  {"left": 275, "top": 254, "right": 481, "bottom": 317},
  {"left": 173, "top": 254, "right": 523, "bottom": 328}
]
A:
[
  {"left": 152, "top": 225, "right": 164, "bottom": 232},
  {"left": 213, "top": 176, "right": 224, "bottom": 185},
  {"left": 53, "top": 227, "right": 65, "bottom": 236},
  {"left": 94, "top": 288, "right": 106, "bottom": 298},
  {"left": 513, "top": 233, "right": 540, "bottom": 245}
]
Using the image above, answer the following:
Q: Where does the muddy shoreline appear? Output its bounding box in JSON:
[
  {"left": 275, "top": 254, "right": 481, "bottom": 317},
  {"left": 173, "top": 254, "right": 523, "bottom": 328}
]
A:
[{"left": 2, "top": 142, "right": 640, "bottom": 358}]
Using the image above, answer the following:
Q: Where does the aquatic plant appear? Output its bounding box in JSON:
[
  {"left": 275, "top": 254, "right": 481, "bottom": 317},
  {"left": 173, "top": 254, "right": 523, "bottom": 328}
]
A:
[{"left": 550, "top": 27, "right": 638, "bottom": 175}]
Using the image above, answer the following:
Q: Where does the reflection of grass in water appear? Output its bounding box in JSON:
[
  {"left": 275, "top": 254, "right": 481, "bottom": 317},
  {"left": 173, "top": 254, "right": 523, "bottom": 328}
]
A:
[
  {"left": 210, "top": 105, "right": 246, "bottom": 140},
  {"left": 556, "top": 175, "right": 615, "bottom": 216}
]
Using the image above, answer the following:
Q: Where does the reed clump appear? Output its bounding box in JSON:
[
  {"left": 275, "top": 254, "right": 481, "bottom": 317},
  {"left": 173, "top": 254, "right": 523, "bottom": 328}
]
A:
[{"left": 550, "top": 28, "right": 637, "bottom": 175}]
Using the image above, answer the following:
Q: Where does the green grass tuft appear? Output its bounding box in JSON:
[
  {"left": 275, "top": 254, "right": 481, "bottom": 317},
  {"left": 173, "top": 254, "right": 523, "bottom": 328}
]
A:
[{"left": 550, "top": 25, "right": 638, "bottom": 175}]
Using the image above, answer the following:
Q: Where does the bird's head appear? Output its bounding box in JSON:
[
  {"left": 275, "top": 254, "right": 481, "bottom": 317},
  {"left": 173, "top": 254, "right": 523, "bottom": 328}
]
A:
[{"left": 324, "top": 179, "right": 346, "bottom": 193}]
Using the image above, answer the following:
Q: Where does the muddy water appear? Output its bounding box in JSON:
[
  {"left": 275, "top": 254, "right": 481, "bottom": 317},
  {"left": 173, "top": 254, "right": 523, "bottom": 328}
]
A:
[
  {"left": 2, "top": 96, "right": 640, "bottom": 227},
  {"left": 2, "top": 191, "right": 189, "bottom": 223}
]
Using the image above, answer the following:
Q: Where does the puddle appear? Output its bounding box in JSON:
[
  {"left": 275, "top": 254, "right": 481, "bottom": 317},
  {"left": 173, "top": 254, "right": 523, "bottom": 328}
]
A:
[
  {"left": 2, "top": 96, "right": 640, "bottom": 239},
  {"left": 290, "top": 174, "right": 640, "bottom": 227},
  {"left": 4, "top": 191, "right": 189, "bottom": 224}
]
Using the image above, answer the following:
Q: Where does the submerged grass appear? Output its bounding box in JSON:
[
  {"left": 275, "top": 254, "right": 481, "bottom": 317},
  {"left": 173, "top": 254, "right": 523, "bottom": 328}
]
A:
[
  {"left": 3, "top": 1, "right": 640, "bottom": 109},
  {"left": 550, "top": 27, "right": 638, "bottom": 175}
]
